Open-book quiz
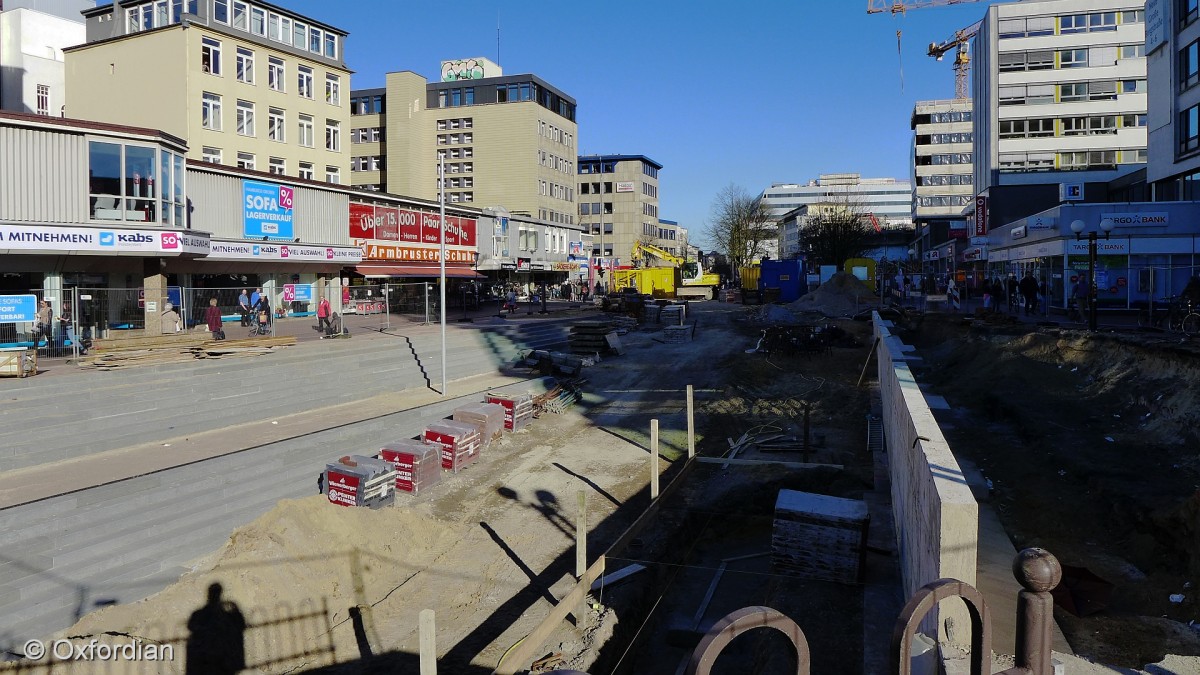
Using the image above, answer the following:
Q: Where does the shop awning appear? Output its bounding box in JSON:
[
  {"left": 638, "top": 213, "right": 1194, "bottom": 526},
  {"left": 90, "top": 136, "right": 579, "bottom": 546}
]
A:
[{"left": 355, "top": 263, "right": 485, "bottom": 279}]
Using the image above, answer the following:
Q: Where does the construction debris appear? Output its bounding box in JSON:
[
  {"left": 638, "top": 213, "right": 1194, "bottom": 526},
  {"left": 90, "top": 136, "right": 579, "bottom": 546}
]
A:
[
  {"left": 533, "top": 379, "right": 584, "bottom": 417},
  {"left": 772, "top": 489, "right": 869, "bottom": 584},
  {"left": 659, "top": 325, "right": 692, "bottom": 343},
  {"left": 658, "top": 304, "right": 686, "bottom": 326},
  {"left": 522, "top": 349, "right": 586, "bottom": 377},
  {"left": 75, "top": 336, "right": 297, "bottom": 369}
]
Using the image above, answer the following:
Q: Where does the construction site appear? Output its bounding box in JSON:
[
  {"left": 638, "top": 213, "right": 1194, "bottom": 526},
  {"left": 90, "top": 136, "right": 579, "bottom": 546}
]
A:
[{"left": 0, "top": 276, "right": 1199, "bottom": 674}]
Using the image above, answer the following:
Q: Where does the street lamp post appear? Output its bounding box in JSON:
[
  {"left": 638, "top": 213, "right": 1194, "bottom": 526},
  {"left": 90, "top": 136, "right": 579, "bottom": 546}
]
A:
[{"left": 1070, "top": 219, "right": 1114, "bottom": 332}]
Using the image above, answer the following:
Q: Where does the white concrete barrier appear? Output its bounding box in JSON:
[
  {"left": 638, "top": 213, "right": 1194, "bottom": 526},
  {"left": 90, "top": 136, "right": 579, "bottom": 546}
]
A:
[{"left": 874, "top": 314, "right": 978, "bottom": 648}]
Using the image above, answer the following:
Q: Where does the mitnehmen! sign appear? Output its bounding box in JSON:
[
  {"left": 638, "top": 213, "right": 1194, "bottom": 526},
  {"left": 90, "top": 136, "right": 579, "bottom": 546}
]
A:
[{"left": 0, "top": 224, "right": 208, "bottom": 255}]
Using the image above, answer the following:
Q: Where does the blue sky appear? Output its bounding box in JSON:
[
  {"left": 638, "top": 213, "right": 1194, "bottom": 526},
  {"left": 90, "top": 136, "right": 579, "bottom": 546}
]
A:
[{"left": 286, "top": 0, "right": 996, "bottom": 247}]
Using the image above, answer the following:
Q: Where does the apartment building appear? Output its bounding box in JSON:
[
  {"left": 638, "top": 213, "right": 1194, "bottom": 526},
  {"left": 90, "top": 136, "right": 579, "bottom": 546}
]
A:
[
  {"left": 971, "top": 0, "right": 1148, "bottom": 192},
  {"left": 65, "top": 0, "right": 351, "bottom": 184},
  {"left": 348, "top": 59, "right": 579, "bottom": 227},
  {"left": 912, "top": 100, "right": 975, "bottom": 228},
  {"left": 1146, "top": 0, "right": 1200, "bottom": 198},
  {"left": 764, "top": 174, "right": 913, "bottom": 259},
  {"left": 0, "top": 1, "right": 91, "bottom": 115},
  {"left": 575, "top": 154, "right": 661, "bottom": 271}
]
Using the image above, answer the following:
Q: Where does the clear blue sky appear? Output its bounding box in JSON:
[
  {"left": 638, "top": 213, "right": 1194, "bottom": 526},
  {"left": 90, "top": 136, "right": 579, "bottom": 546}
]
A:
[{"left": 286, "top": 0, "right": 996, "bottom": 248}]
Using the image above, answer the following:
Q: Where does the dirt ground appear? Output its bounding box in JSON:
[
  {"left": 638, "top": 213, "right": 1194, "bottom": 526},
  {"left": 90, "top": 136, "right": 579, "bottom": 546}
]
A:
[
  {"left": 904, "top": 314, "right": 1200, "bottom": 668},
  {"left": 51, "top": 279, "right": 1200, "bottom": 673}
]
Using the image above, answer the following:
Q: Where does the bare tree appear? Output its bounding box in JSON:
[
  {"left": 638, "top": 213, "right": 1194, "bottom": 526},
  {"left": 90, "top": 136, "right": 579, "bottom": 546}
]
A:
[
  {"left": 704, "top": 184, "right": 774, "bottom": 280},
  {"left": 797, "top": 197, "right": 875, "bottom": 268}
]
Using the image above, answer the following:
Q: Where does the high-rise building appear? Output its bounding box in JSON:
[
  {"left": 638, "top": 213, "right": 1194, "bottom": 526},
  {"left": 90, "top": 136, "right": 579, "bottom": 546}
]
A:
[
  {"left": 348, "top": 59, "right": 579, "bottom": 228},
  {"left": 971, "top": 0, "right": 1148, "bottom": 193},
  {"left": 760, "top": 174, "right": 914, "bottom": 228},
  {"left": 65, "top": 0, "right": 351, "bottom": 183},
  {"left": 1146, "top": 0, "right": 1200, "bottom": 199},
  {"left": 0, "top": 1, "right": 91, "bottom": 115},
  {"left": 575, "top": 154, "right": 661, "bottom": 272},
  {"left": 911, "top": 99, "right": 975, "bottom": 230}
]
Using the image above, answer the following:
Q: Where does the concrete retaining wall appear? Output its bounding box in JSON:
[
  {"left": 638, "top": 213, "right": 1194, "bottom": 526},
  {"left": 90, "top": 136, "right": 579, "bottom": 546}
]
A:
[{"left": 874, "top": 316, "right": 978, "bottom": 647}]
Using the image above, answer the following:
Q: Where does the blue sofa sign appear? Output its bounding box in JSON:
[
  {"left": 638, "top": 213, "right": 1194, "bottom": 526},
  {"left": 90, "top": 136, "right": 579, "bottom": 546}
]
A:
[
  {"left": 0, "top": 295, "right": 36, "bottom": 322},
  {"left": 243, "top": 180, "right": 295, "bottom": 240}
]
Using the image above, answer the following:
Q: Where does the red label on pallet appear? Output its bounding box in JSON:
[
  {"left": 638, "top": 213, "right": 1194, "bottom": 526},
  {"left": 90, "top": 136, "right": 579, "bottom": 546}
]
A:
[
  {"left": 327, "top": 470, "right": 360, "bottom": 507},
  {"left": 486, "top": 397, "right": 517, "bottom": 429},
  {"left": 425, "top": 430, "right": 458, "bottom": 469},
  {"left": 381, "top": 449, "right": 416, "bottom": 492}
]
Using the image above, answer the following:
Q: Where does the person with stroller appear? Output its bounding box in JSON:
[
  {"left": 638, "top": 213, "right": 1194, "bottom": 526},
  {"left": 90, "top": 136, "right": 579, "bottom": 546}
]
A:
[{"left": 251, "top": 294, "right": 271, "bottom": 335}]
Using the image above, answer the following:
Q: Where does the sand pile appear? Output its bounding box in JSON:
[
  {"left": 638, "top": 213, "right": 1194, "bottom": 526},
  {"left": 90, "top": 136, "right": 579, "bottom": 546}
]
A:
[
  {"left": 790, "top": 272, "right": 878, "bottom": 317},
  {"left": 61, "top": 496, "right": 458, "bottom": 670}
]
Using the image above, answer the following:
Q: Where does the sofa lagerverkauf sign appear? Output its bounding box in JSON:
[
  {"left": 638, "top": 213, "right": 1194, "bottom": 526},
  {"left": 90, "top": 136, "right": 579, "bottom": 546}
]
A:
[
  {"left": 243, "top": 180, "right": 295, "bottom": 240},
  {"left": 348, "top": 202, "right": 476, "bottom": 247}
]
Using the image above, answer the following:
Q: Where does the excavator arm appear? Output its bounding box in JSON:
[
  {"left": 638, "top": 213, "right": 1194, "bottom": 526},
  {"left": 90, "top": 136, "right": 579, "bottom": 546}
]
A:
[{"left": 631, "top": 240, "right": 685, "bottom": 266}]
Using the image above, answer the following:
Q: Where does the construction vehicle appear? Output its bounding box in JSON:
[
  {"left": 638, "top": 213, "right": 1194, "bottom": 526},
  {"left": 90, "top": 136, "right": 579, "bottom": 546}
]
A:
[{"left": 616, "top": 240, "right": 721, "bottom": 300}]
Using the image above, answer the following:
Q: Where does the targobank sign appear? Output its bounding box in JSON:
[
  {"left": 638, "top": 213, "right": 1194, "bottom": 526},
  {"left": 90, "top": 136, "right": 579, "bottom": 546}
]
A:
[{"left": 243, "top": 180, "right": 295, "bottom": 240}]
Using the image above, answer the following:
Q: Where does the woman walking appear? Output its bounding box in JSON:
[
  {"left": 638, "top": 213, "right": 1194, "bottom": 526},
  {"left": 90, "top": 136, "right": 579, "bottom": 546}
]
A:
[{"left": 205, "top": 297, "right": 224, "bottom": 340}]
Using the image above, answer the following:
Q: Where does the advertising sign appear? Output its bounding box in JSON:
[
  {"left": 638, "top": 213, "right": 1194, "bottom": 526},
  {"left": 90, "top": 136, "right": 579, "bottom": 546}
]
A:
[
  {"left": 0, "top": 295, "right": 37, "bottom": 322},
  {"left": 243, "top": 180, "right": 295, "bottom": 240},
  {"left": 0, "top": 224, "right": 209, "bottom": 255},
  {"left": 326, "top": 470, "right": 359, "bottom": 507},
  {"left": 358, "top": 243, "right": 476, "bottom": 262},
  {"left": 348, "top": 202, "right": 476, "bottom": 247},
  {"left": 974, "top": 195, "right": 988, "bottom": 237},
  {"left": 569, "top": 241, "right": 583, "bottom": 256},
  {"left": 209, "top": 241, "right": 362, "bottom": 262},
  {"left": 1145, "top": 0, "right": 1167, "bottom": 54},
  {"left": 615, "top": 181, "right": 635, "bottom": 193},
  {"left": 282, "top": 284, "right": 314, "bottom": 303}
]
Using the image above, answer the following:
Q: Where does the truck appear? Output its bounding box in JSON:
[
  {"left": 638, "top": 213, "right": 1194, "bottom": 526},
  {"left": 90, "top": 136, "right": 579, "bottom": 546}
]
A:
[
  {"left": 616, "top": 241, "right": 721, "bottom": 300},
  {"left": 741, "top": 258, "right": 808, "bottom": 304}
]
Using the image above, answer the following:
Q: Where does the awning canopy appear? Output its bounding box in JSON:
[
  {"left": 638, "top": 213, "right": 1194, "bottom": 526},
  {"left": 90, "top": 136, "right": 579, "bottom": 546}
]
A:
[{"left": 355, "top": 263, "right": 485, "bottom": 279}]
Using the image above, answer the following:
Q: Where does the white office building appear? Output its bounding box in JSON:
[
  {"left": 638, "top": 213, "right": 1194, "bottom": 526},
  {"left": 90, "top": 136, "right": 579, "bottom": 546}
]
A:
[
  {"left": 1146, "top": 0, "right": 1200, "bottom": 199},
  {"left": 762, "top": 174, "right": 912, "bottom": 259},
  {"left": 971, "top": 0, "right": 1148, "bottom": 193},
  {"left": 0, "top": 1, "right": 91, "bottom": 115}
]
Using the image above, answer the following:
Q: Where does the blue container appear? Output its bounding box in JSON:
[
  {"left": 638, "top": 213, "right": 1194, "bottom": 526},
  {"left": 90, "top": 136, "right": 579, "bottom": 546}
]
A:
[{"left": 759, "top": 259, "right": 808, "bottom": 303}]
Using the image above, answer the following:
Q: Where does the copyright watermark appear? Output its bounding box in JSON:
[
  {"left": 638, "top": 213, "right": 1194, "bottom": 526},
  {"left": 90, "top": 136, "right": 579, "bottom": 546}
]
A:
[{"left": 22, "top": 639, "right": 174, "bottom": 662}]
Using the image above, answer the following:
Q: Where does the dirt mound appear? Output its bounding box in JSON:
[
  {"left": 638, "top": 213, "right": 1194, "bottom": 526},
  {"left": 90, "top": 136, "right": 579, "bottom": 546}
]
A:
[
  {"left": 790, "top": 272, "right": 878, "bottom": 317},
  {"left": 62, "top": 497, "right": 458, "bottom": 664}
]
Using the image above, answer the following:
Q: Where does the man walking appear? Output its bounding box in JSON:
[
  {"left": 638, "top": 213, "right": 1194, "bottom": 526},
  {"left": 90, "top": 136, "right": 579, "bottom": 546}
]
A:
[
  {"left": 1019, "top": 272, "right": 1039, "bottom": 316},
  {"left": 238, "top": 288, "right": 250, "bottom": 326}
]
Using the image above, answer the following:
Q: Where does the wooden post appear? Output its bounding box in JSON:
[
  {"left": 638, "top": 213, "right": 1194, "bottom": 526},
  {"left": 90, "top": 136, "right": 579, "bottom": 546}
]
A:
[
  {"left": 651, "top": 419, "right": 660, "bottom": 500},
  {"left": 686, "top": 384, "right": 695, "bottom": 459},
  {"left": 857, "top": 337, "right": 881, "bottom": 387},
  {"left": 419, "top": 609, "right": 436, "bottom": 675},
  {"left": 576, "top": 490, "right": 587, "bottom": 579}
]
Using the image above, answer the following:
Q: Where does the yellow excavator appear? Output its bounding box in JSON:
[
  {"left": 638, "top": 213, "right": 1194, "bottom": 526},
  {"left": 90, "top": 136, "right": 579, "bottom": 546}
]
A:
[{"left": 610, "top": 241, "right": 722, "bottom": 300}]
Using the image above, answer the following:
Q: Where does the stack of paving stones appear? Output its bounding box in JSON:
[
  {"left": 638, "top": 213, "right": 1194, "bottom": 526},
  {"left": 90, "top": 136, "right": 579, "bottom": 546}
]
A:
[
  {"left": 659, "top": 304, "right": 685, "bottom": 326},
  {"left": 771, "top": 488, "right": 870, "bottom": 584},
  {"left": 424, "top": 420, "right": 483, "bottom": 473},
  {"left": 378, "top": 439, "right": 442, "bottom": 494},
  {"left": 486, "top": 392, "right": 534, "bottom": 432},
  {"left": 661, "top": 325, "right": 691, "bottom": 343},
  {"left": 567, "top": 320, "right": 616, "bottom": 354}
]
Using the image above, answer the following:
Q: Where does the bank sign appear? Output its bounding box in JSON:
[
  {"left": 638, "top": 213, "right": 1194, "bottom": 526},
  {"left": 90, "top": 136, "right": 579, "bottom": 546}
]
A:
[{"left": 243, "top": 180, "right": 295, "bottom": 240}]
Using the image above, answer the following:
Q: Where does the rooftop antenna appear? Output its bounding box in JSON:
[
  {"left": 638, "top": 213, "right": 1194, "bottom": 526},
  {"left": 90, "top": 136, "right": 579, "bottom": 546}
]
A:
[{"left": 496, "top": 10, "right": 501, "bottom": 65}]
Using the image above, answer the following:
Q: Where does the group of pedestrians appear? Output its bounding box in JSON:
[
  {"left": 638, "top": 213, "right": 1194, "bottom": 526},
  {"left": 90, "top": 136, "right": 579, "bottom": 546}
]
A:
[
  {"left": 984, "top": 272, "right": 1045, "bottom": 316},
  {"left": 236, "top": 288, "right": 272, "bottom": 329}
]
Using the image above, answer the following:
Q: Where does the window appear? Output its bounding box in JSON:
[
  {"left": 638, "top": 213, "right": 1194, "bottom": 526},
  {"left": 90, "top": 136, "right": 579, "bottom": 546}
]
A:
[
  {"left": 1060, "top": 48, "right": 1088, "bottom": 68},
  {"left": 298, "top": 114, "right": 314, "bottom": 147},
  {"left": 250, "top": 6, "right": 265, "bottom": 35},
  {"left": 326, "top": 119, "right": 340, "bottom": 151},
  {"left": 232, "top": 0, "right": 247, "bottom": 29},
  {"left": 1122, "top": 9, "right": 1145, "bottom": 24},
  {"left": 1122, "top": 113, "right": 1147, "bottom": 128},
  {"left": 326, "top": 166, "right": 340, "bottom": 184},
  {"left": 236, "top": 99, "right": 254, "bottom": 136},
  {"left": 35, "top": 84, "right": 48, "bottom": 116},
  {"left": 309, "top": 26, "right": 321, "bottom": 53},
  {"left": 236, "top": 151, "right": 255, "bottom": 170},
  {"left": 325, "top": 32, "right": 337, "bottom": 58},
  {"left": 297, "top": 66, "right": 313, "bottom": 98},
  {"left": 1089, "top": 12, "right": 1116, "bottom": 31},
  {"left": 293, "top": 21, "right": 307, "bottom": 49},
  {"left": 326, "top": 74, "right": 340, "bottom": 105},
  {"left": 1060, "top": 82, "right": 1088, "bottom": 102},
  {"left": 88, "top": 141, "right": 185, "bottom": 225},
  {"left": 266, "top": 56, "right": 284, "bottom": 91},
  {"left": 1119, "top": 44, "right": 1145, "bottom": 60},
  {"left": 298, "top": 162, "right": 313, "bottom": 180},
  {"left": 1119, "top": 79, "right": 1146, "bottom": 94},
  {"left": 268, "top": 107, "right": 284, "bottom": 141},
  {"left": 202, "top": 146, "right": 221, "bottom": 163},
  {"left": 236, "top": 47, "right": 253, "bottom": 83},
  {"left": 1180, "top": 104, "right": 1200, "bottom": 154},
  {"left": 268, "top": 12, "right": 281, "bottom": 42},
  {"left": 280, "top": 17, "right": 291, "bottom": 45},
  {"left": 1060, "top": 14, "right": 1087, "bottom": 33},
  {"left": 201, "top": 37, "right": 221, "bottom": 75},
  {"left": 214, "top": 0, "right": 228, "bottom": 23},
  {"left": 1183, "top": 41, "right": 1199, "bottom": 91},
  {"left": 201, "top": 92, "right": 222, "bottom": 130},
  {"left": 268, "top": 157, "right": 285, "bottom": 175}
]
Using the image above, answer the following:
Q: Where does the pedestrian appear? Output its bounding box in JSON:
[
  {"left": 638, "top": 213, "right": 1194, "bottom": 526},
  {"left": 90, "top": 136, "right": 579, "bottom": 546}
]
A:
[
  {"left": 1006, "top": 274, "right": 1018, "bottom": 312},
  {"left": 161, "top": 302, "right": 182, "bottom": 334},
  {"left": 238, "top": 288, "right": 251, "bottom": 326},
  {"left": 250, "top": 287, "right": 262, "bottom": 309},
  {"left": 990, "top": 278, "right": 1005, "bottom": 313},
  {"left": 1071, "top": 277, "right": 1089, "bottom": 321},
  {"left": 317, "top": 296, "right": 332, "bottom": 335},
  {"left": 254, "top": 294, "right": 271, "bottom": 329},
  {"left": 317, "top": 471, "right": 325, "bottom": 495},
  {"left": 505, "top": 288, "right": 517, "bottom": 314},
  {"left": 205, "top": 297, "right": 224, "bottom": 340},
  {"left": 1019, "top": 271, "right": 1038, "bottom": 316},
  {"left": 35, "top": 299, "right": 53, "bottom": 352}
]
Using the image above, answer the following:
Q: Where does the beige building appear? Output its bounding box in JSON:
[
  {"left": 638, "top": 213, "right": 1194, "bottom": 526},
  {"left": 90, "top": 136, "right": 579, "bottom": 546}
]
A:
[
  {"left": 349, "top": 59, "right": 579, "bottom": 229},
  {"left": 576, "top": 154, "right": 662, "bottom": 271},
  {"left": 65, "top": 0, "right": 350, "bottom": 185}
]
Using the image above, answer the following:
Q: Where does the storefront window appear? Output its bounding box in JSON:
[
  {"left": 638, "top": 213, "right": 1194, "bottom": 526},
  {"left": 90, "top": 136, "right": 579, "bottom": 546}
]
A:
[{"left": 89, "top": 140, "right": 185, "bottom": 226}]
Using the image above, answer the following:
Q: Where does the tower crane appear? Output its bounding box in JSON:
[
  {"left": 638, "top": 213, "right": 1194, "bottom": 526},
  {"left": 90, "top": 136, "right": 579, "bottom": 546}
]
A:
[
  {"left": 929, "top": 20, "right": 982, "bottom": 99},
  {"left": 866, "top": 0, "right": 982, "bottom": 14}
]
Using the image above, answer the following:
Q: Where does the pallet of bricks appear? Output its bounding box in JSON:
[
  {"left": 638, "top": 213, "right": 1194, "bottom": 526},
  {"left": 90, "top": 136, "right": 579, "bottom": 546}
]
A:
[
  {"left": 324, "top": 455, "right": 398, "bottom": 508},
  {"left": 452, "top": 402, "right": 506, "bottom": 450},
  {"left": 378, "top": 439, "right": 442, "bottom": 494},
  {"left": 485, "top": 392, "right": 533, "bottom": 432},
  {"left": 424, "top": 420, "right": 483, "bottom": 472}
]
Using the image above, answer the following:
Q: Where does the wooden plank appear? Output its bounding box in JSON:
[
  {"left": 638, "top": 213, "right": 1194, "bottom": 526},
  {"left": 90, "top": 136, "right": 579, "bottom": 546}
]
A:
[
  {"left": 698, "top": 457, "right": 843, "bottom": 470},
  {"left": 588, "top": 563, "right": 646, "bottom": 592}
]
